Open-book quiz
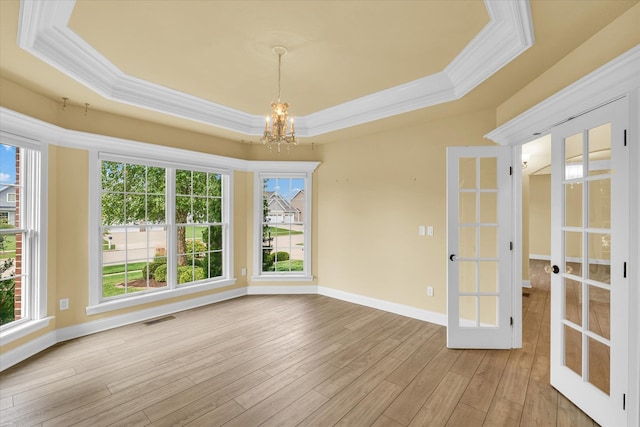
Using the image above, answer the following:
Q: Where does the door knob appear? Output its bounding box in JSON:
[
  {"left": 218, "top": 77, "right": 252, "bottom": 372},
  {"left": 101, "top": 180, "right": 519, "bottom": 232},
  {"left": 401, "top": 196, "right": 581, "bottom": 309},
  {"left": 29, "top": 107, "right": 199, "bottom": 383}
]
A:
[
  {"left": 552, "top": 265, "right": 560, "bottom": 274},
  {"left": 450, "top": 254, "right": 457, "bottom": 261}
]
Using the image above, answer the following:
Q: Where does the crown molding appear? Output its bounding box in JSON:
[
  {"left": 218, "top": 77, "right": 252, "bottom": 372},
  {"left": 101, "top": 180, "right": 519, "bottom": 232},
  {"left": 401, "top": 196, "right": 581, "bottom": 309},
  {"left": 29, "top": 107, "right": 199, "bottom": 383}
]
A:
[
  {"left": 17, "top": 0, "right": 533, "bottom": 138},
  {"left": 0, "top": 107, "right": 320, "bottom": 174},
  {"left": 485, "top": 46, "right": 640, "bottom": 146}
]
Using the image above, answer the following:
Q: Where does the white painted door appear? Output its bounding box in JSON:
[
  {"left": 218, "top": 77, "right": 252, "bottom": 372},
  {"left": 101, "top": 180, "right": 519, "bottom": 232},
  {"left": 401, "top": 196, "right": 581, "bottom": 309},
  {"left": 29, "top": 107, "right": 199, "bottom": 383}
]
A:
[
  {"left": 550, "top": 98, "right": 628, "bottom": 426},
  {"left": 447, "top": 146, "right": 513, "bottom": 349}
]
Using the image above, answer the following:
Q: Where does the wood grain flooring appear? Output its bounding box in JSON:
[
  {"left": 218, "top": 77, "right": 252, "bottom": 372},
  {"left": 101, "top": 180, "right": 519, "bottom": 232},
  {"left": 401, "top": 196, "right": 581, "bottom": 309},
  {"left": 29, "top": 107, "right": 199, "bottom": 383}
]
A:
[{"left": 1, "top": 282, "right": 599, "bottom": 426}]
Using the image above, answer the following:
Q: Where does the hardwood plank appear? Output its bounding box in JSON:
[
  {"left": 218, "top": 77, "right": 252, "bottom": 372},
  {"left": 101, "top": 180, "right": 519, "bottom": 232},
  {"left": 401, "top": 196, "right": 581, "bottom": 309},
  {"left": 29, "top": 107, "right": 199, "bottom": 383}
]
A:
[
  {"left": 386, "top": 327, "right": 446, "bottom": 387},
  {"left": 185, "top": 400, "right": 245, "bottom": 427},
  {"left": 483, "top": 397, "right": 522, "bottom": 427},
  {"left": 383, "top": 347, "right": 461, "bottom": 425},
  {"left": 372, "top": 415, "right": 405, "bottom": 427},
  {"left": 260, "top": 390, "right": 328, "bottom": 427},
  {"left": 449, "top": 349, "right": 486, "bottom": 378},
  {"left": 408, "top": 371, "right": 469, "bottom": 427},
  {"left": 459, "top": 349, "right": 510, "bottom": 412},
  {"left": 520, "top": 378, "right": 557, "bottom": 427},
  {"left": 108, "top": 411, "right": 151, "bottom": 427},
  {"left": 301, "top": 356, "right": 404, "bottom": 426},
  {"left": 494, "top": 349, "right": 534, "bottom": 405},
  {"left": 557, "top": 393, "right": 596, "bottom": 427},
  {"left": 335, "top": 380, "right": 402, "bottom": 426},
  {"left": 144, "top": 370, "right": 270, "bottom": 426},
  {"left": 445, "top": 403, "right": 485, "bottom": 427}
]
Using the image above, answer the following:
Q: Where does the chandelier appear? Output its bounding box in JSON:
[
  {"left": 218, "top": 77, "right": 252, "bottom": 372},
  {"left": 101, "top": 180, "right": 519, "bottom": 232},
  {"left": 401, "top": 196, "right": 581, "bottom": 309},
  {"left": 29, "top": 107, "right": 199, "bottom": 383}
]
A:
[{"left": 261, "top": 46, "right": 296, "bottom": 152}]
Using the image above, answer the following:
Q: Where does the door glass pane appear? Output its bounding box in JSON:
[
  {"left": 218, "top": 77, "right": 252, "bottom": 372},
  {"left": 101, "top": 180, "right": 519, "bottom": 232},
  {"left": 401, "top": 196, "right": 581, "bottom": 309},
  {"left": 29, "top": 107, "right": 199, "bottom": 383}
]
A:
[
  {"left": 479, "top": 261, "right": 498, "bottom": 293},
  {"left": 459, "top": 296, "right": 476, "bottom": 327},
  {"left": 564, "top": 325, "right": 582, "bottom": 377},
  {"left": 479, "top": 226, "right": 497, "bottom": 258},
  {"left": 588, "top": 233, "right": 610, "bottom": 285},
  {"left": 459, "top": 261, "right": 477, "bottom": 293},
  {"left": 565, "top": 183, "right": 582, "bottom": 227},
  {"left": 565, "top": 132, "right": 583, "bottom": 163},
  {"left": 479, "top": 157, "right": 497, "bottom": 189},
  {"left": 588, "top": 179, "right": 610, "bottom": 228},
  {"left": 588, "top": 338, "right": 610, "bottom": 395},
  {"left": 564, "top": 278, "right": 582, "bottom": 326},
  {"left": 459, "top": 227, "right": 476, "bottom": 258},
  {"left": 480, "top": 192, "right": 497, "bottom": 223},
  {"left": 588, "top": 285, "right": 610, "bottom": 340},
  {"left": 459, "top": 192, "right": 476, "bottom": 224},
  {"left": 588, "top": 123, "right": 611, "bottom": 176},
  {"left": 565, "top": 231, "right": 582, "bottom": 263},
  {"left": 479, "top": 296, "right": 498, "bottom": 326},
  {"left": 459, "top": 158, "right": 476, "bottom": 189}
]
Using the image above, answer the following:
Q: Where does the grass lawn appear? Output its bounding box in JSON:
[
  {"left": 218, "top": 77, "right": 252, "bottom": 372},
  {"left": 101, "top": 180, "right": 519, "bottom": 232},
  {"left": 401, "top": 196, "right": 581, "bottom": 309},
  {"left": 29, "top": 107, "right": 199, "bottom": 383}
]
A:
[
  {"left": 266, "top": 227, "right": 303, "bottom": 236},
  {"left": 272, "top": 260, "right": 304, "bottom": 272},
  {"left": 102, "top": 270, "right": 145, "bottom": 297},
  {"left": 185, "top": 226, "right": 207, "bottom": 240},
  {"left": 102, "top": 261, "right": 147, "bottom": 275}
]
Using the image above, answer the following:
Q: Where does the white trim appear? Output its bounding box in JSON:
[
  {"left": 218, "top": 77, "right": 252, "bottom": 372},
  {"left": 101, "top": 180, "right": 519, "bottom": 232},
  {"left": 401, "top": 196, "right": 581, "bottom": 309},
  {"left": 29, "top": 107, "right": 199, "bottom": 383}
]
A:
[
  {"left": 485, "top": 46, "right": 640, "bottom": 146},
  {"left": 246, "top": 285, "right": 317, "bottom": 295},
  {"left": 318, "top": 286, "right": 447, "bottom": 326},
  {"left": 17, "top": 0, "right": 534, "bottom": 138},
  {"left": 522, "top": 280, "right": 532, "bottom": 288},
  {"left": 512, "top": 144, "right": 523, "bottom": 347},
  {"left": 529, "top": 253, "right": 551, "bottom": 261},
  {"left": 0, "top": 316, "right": 53, "bottom": 347},
  {"left": 0, "top": 330, "right": 56, "bottom": 372},
  {"left": 86, "top": 279, "right": 237, "bottom": 315}
]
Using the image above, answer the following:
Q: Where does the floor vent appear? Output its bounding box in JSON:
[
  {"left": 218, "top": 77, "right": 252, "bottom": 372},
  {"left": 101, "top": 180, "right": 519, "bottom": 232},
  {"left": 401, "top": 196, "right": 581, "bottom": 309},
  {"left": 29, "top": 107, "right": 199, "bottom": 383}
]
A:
[
  {"left": 143, "top": 315, "right": 176, "bottom": 326},
  {"left": 523, "top": 292, "right": 531, "bottom": 298}
]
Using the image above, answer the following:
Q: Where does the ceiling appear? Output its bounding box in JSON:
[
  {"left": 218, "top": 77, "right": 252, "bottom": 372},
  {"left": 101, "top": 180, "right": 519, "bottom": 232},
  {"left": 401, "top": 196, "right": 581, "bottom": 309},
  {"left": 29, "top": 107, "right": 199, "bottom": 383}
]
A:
[{"left": 0, "top": 0, "right": 637, "bottom": 145}]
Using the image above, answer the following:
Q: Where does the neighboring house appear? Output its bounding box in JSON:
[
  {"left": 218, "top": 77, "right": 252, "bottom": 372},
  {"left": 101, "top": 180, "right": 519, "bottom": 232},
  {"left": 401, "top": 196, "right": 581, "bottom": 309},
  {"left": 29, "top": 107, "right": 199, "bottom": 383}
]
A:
[
  {"left": 265, "top": 191, "right": 301, "bottom": 224},
  {"left": 289, "top": 190, "right": 304, "bottom": 223},
  {"left": 0, "top": 186, "right": 16, "bottom": 226}
]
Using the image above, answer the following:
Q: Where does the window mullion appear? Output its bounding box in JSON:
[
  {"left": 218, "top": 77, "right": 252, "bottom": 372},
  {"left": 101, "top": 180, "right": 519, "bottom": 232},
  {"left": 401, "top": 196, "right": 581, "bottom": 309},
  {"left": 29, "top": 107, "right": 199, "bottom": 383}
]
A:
[{"left": 166, "top": 168, "right": 177, "bottom": 289}]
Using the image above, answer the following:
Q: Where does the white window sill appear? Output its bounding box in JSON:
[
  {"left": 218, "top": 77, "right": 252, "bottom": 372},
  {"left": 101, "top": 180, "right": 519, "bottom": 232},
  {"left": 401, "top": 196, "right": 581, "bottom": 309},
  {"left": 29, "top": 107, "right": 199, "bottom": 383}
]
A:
[
  {"left": 251, "top": 274, "right": 314, "bottom": 282},
  {"left": 86, "top": 278, "right": 237, "bottom": 316},
  {"left": 0, "top": 316, "right": 53, "bottom": 346}
]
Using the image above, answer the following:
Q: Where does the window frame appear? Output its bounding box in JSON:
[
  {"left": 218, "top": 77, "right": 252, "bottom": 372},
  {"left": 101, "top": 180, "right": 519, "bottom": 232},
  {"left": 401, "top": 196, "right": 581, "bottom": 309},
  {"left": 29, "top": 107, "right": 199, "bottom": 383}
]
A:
[
  {"left": 88, "top": 152, "right": 234, "bottom": 315},
  {"left": 252, "top": 170, "right": 314, "bottom": 282},
  {"left": 0, "top": 132, "right": 50, "bottom": 344}
]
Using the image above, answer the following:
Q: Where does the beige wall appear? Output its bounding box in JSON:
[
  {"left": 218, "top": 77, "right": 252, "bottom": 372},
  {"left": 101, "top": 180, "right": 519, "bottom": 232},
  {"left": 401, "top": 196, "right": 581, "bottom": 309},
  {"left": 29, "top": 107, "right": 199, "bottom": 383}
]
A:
[{"left": 314, "top": 109, "right": 496, "bottom": 315}]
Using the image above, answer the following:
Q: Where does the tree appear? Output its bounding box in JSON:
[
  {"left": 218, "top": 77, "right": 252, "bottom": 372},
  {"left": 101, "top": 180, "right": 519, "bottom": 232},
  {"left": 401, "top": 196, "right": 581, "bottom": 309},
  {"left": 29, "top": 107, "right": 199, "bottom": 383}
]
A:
[
  {"left": 101, "top": 162, "right": 223, "bottom": 277},
  {"left": 0, "top": 258, "right": 15, "bottom": 325}
]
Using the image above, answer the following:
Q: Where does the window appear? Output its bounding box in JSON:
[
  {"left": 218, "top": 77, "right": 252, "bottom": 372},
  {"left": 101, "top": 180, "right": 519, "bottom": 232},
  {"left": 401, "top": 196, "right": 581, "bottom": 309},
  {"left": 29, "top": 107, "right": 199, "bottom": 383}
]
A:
[
  {"left": 253, "top": 172, "right": 313, "bottom": 281},
  {"left": 0, "top": 139, "right": 46, "bottom": 334},
  {"left": 93, "top": 154, "right": 231, "bottom": 312}
]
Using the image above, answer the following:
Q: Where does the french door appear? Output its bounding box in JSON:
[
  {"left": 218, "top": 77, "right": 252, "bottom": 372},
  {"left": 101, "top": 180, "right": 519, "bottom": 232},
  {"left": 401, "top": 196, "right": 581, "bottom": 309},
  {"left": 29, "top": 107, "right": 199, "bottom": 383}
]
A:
[
  {"left": 550, "top": 98, "right": 628, "bottom": 426},
  {"left": 446, "top": 146, "right": 513, "bottom": 349}
]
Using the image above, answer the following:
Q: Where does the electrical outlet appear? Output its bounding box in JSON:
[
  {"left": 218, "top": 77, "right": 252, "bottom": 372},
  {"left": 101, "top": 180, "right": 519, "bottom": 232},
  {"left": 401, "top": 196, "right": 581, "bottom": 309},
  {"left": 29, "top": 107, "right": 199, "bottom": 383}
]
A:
[
  {"left": 59, "top": 298, "right": 69, "bottom": 310},
  {"left": 427, "top": 226, "right": 434, "bottom": 236},
  {"left": 241, "top": 267, "right": 247, "bottom": 276},
  {"left": 418, "top": 225, "right": 426, "bottom": 236},
  {"left": 427, "top": 287, "right": 434, "bottom": 297}
]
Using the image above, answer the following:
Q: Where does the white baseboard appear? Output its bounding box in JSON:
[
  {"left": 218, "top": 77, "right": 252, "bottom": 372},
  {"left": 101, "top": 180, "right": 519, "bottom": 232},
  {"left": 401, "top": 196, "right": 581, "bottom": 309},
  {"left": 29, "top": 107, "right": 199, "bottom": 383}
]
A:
[
  {"left": 0, "top": 331, "right": 57, "bottom": 372},
  {"left": 522, "top": 280, "right": 532, "bottom": 288},
  {"left": 317, "top": 286, "right": 447, "bottom": 326}
]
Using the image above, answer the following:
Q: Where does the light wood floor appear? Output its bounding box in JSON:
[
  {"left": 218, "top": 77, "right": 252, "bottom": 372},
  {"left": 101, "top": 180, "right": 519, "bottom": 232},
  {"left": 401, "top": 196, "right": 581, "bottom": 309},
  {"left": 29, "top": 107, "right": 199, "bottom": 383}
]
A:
[{"left": 1, "top": 285, "right": 599, "bottom": 426}]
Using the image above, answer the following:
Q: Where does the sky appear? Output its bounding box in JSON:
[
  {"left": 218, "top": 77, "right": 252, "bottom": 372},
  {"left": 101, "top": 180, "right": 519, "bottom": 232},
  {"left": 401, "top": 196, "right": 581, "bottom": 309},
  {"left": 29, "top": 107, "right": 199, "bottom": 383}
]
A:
[
  {"left": 0, "top": 144, "right": 17, "bottom": 186},
  {"left": 265, "top": 177, "right": 304, "bottom": 201}
]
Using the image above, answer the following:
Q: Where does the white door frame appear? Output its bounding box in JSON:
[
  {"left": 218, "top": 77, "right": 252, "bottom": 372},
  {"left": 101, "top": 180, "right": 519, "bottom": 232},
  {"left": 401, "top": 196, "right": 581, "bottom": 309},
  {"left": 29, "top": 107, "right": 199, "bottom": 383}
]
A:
[{"left": 484, "top": 47, "right": 640, "bottom": 426}]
